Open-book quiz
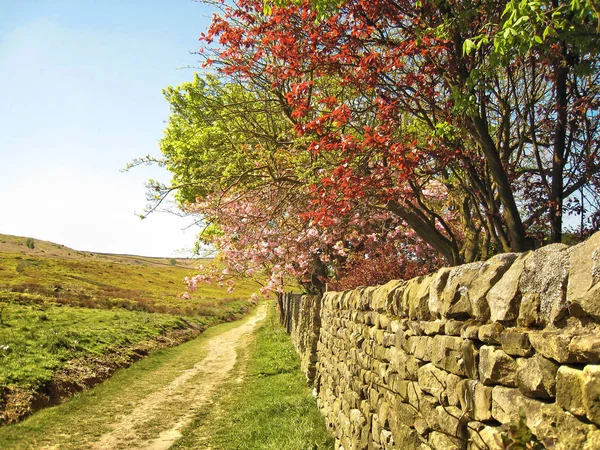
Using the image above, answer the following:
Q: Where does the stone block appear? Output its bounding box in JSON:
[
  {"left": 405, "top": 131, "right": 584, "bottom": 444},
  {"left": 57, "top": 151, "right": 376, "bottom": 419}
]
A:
[
  {"left": 403, "top": 275, "right": 433, "bottom": 320},
  {"left": 478, "top": 322, "right": 505, "bottom": 345},
  {"left": 470, "top": 252, "right": 519, "bottom": 321},
  {"left": 445, "top": 320, "right": 465, "bottom": 336},
  {"left": 500, "top": 330, "right": 533, "bottom": 357},
  {"left": 440, "top": 261, "right": 486, "bottom": 320},
  {"left": 394, "top": 400, "right": 418, "bottom": 426},
  {"left": 408, "top": 336, "right": 433, "bottom": 361},
  {"left": 567, "top": 231, "right": 600, "bottom": 320},
  {"left": 528, "top": 331, "right": 580, "bottom": 363},
  {"left": 431, "top": 405, "right": 468, "bottom": 445},
  {"left": 428, "top": 267, "right": 452, "bottom": 319},
  {"left": 431, "top": 335, "right": 477, "bottom": 378},
  {"left": 429, "top": 431, "right": 460, "bottom": 450},
  {"left": 569, "top": 335, "right": 600, "bottom": 363},
  {"left": 458, "top": 380, "right": 493, "bottom": 421},
  {"left": 417, "top": 363, "right": 448, "bottom": 401},
  {"left": 520, "top": 243, "right": 570, "bottom": 325},
  {"left": 407, "top": 381, "right": 424, "bottom": 410},
  {"left": 414, "top": 416, "right": 431, "bottom": 436},
  {"left": 421, "top": 320, "right": 445, "bottom": 336},
  {"left": 517, "top": 292, "right": 541, "bottom": 328},
  {"left": 492, "top": 386, "right": 597, "bottom": 449},
  {"left": 460, "top": 321, "right": 481, "bottom": 340},
  {"left": 487, "top": 252, "right": 530, "bottom": 323},
  {"left": 444, "top": 373, "right": 462, "bottom": 407},
  {"left": 389, "top": 419, "right": 422, "bottom": 450},
  {"left": 515, "top": 354, "right": 558, "bottom": 399},
  {"left": 479, "top": 346, "right": 517, "bottom": 387},
  {"left": 583, "top": 365, "right": 600, "bottom": 426},
  {"left": 556, "top": 366, "right": 586, "bottom": 417},
  {"left": 467, "top": 421, "right": 502, "bottom": 450}
]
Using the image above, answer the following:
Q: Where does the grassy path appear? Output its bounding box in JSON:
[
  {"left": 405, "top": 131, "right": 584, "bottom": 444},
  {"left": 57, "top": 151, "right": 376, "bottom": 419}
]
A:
[
  {"left": 173, "top": 307, "right": 334, "bottom": 450},
  {"left": 0, "top": 304, "right": 268, "bottom": 449}
]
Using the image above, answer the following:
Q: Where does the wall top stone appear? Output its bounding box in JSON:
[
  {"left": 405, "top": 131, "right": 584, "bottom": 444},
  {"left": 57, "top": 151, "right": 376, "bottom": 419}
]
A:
[{"left": 327, "top": 230, "right": 600, "bottom": 331}]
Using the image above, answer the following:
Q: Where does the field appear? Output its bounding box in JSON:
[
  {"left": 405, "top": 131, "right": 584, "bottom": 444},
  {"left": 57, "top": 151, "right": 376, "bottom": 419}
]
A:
[{"left": 0, "top": 233, "right": 261, "bottom": 422}]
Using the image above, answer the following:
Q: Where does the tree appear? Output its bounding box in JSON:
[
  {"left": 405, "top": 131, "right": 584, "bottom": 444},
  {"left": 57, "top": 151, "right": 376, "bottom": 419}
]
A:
[
  {"left": 201, "top": 0, "right": 600, "bottom": 260},
  {"left": 147, "top": 0, "right": 600, "bottom": 294}
]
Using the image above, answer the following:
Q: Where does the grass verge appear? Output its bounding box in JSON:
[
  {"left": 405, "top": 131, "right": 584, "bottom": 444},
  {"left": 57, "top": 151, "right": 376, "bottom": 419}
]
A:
[
  {"left": 0, "top": 311, "right": 262, "bottom": 449},
  {"left": 172, "top": 306, "right": 334, "bottom": 450}
]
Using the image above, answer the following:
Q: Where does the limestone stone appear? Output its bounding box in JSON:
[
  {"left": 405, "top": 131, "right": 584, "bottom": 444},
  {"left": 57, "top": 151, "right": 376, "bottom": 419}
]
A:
[
  {"left": 445, "top": 320, "right": 465, "bottom": 336},
  {"left": 440, "top": 261, "right": 485, "bottom": 319},
  {"left": 500, "top": 330, "right": 533, "bottom": 357},
  {"left": 520, "top": 243, "right": 570, "bottom": 325},
  {"left": 408, "top": 336, "right": 433, "bottom": 361},
  {"left": 460, "top": 320, "right": 482, "bottom": 340},
  {"left": 556, "top": 366, "right": 585, "bottom": 417},
  {"left": 478, "top": 322, "right": 505, "bottom": 344},
  {"left": 467, "top": 421, "right": 503, "bottom": 450},
  {"left": 567, "top": 231, "right": 600, "bottom": 320},
  {"left": 515, "top": 354, "right": 559, "bottom": 399},
  {"left": 372, "top": 416, "right": 382, "bottom": 445},
  {"left": 374, "top": 280, "right": 404, "bottom": 313},
  {"left": 445, "top": 373, "right": 462, "bottom": 407},
  {"left": 470, "top": 252, "right": 519, "bottom": 321},
  {"left": 402, "top": 275, "right": 433, "bottom": 321},
  {"left": 429, "top": 431, "right": 460, "bottom": 450},
  {"left": 457, "top": 380, "right": 492, "bottom": 421},
  {"left": 583, "top": 365, "right": 600, "bottom": 426},
  {"left": 569, "top": 335, "right": 600, "bottom": 363},
  {"left": 428, "top": 267, "right": 452, "bottom": 319},
  {"left": 421, "top": 320, "right": 445, "bottom": 336},
  {"left": 529, "top": 331, "right": 579, "bottom": 363},
  {"left": 517, "top": 292, "right": 541, "bottom": 328},
  {"left": 394, "top": 400, "right": 418, "bottom": 426},
  {"left": 389, "top": 419, "right": 423, "bottom": 450},
  {"left": 417, "top": 363, "right": 448, "bottom": 401},
  {"left": 414, "top": 417, "right": 431, "bottom": 436},
  {"left": 585, "top": 431, "right": 600, "bottom": 450},
  {"left": 487, "top": 252, "right": 530, "bottom": 323},
  {"left": 407, "top": 321, "right": 424, "bottom": 336},
  {"left": 431, "top": 405, "right": 468, "bottom": 445},
  {"left": 492, "top": 386, "right": 596, "bottom": 449},
  {"left": 407, "top": 381, "right": 424, "bottom": 410},
  {"left": 391, "top": 350, "right": 421, "bottom": 381},
  {"left": 431, "top": 335, "right": 478, "bottom": 378},
  {"left": 479, "top": 345, "right": 517, "bottom": 387}
]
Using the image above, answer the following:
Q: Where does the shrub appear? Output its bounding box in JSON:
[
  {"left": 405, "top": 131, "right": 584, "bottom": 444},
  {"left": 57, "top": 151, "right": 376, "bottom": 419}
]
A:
[{"left": 25, "top": 238, "right": 35, "bottom": 250}]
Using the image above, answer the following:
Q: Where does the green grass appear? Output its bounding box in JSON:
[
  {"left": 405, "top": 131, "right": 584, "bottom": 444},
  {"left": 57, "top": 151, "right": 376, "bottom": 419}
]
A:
[
  {"left": 0, "top": 302, "right": 204, "bottom": 389},
  {"left": 0, "top": 238, "right": 259, "bottom": 317},
  {"left": 172, "top": 309, "right": 334, "bottom": 450},
  {"left": 0, "top": 233, "right": 263, "bottom": 397},
  {"left": 0, "top": 313, "right": 262, "bottom": 449}
]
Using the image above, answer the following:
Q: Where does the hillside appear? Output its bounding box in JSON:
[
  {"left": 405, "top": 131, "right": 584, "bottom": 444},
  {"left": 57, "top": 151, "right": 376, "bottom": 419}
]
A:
[
  {"left": 0, "top": 233, "right": 259, "bottom": 317},
  {"left": 0, "top": 233, "right": 260, "bottom": 424}
]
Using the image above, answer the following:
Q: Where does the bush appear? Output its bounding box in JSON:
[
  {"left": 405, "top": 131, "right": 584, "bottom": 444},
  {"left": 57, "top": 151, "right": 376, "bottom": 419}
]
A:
[{"left": 25, "top": 238, "right": 35, "bottom": 250}]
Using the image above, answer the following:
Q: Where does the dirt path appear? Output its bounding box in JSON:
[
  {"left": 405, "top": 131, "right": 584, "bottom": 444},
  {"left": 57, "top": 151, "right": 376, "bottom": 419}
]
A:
[{"left": 89, "top": 303, "right": 268, "bottom": 450}]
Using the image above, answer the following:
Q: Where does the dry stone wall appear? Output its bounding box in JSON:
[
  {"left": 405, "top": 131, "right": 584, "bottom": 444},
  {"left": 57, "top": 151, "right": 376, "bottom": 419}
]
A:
[
  {"left": 277, "top": 292, "right": 321, "bottom": 384},
  {"left": 279, "top": 231, "right": 600, "bottom": 449}
]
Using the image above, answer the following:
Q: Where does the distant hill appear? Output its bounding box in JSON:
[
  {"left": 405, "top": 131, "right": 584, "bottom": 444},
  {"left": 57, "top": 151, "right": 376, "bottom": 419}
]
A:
[
  {"left": 0, "top": 233, "right": 260, "bottom": 317},
  {"left": 0, "top": 233, "right": 197, "bottom": 268}
]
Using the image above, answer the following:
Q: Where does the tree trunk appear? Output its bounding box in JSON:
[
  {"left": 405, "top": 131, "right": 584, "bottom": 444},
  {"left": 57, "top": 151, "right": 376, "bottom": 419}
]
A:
[
  {"left": 470, "top": 116, "right": 532, "bottom": 252},
  {"left": 387, "top": 200, "right": 462, "bottom": 266},
  {"left": 551, "top": 54, "right": 568, "bottom": 244}
]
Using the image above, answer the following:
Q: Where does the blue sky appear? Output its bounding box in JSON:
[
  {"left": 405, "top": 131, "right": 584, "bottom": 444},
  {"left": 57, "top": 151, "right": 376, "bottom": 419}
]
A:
[{"left": 0, "top": 0, "right": 216, "bottom": 256}]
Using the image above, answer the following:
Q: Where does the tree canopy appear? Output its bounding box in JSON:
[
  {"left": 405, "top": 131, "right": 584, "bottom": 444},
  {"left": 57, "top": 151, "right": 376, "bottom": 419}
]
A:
[{"left": 150, "top": 0, "right": 600, "bottom": 294}]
